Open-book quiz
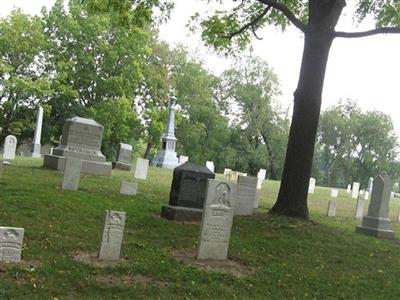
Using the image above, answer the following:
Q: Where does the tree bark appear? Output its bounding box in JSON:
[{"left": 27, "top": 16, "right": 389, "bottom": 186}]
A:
[
  {"left": 143, "top": 142, "right": 154, "bottom": 159},
  {"left": 271, "top": 0, "right": 345, "bottom": 219}
]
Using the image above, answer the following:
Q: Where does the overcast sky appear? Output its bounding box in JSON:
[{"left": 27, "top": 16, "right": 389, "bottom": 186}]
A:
[{"left": 2, "top": 0, "right": 400, "bottom": 134}]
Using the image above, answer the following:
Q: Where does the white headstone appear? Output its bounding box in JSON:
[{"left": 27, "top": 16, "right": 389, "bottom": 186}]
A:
[
  {"left": 31, "top": 106, "right": 43, "bottom": 158},
  {"left": 367, "top": 177, "right": 374, "bottom": 192},
  {"left": 351, "top": 182, "right": 360, "bottom": 199},
  {"left": 99, "top": 210, "right": 126, "bottom": 261},
  {"left": 308, "top": 177, "right": 316, "bottom": 194},
  {"left": 197, "top": 179, "right": 237, "bottom": 260},
  {"left": 354, "top": 196, "right": 365, "bottom": 219},
  {"left": 326, "top": 200, "right": 336, "bottom": 217},
  {"left": 3, "top": 135, "right": 17, "bottom": 160},
  {"left": 330, "top": 189, "right": 338, "bottom": 198},
  {"left": 179, "top": 155, "right": 189, "bottom": 165},
  {"left": 62, "top": 157, "right": 82, "bottom": 191},
  {"left": 346, "top": 184, "right": 351, "bottom": 193},
  {"left": 134, "top": 158, "right": 149, "bottom": 180},
  {"left": 120, "top": 181, "right": 138, "bottom": 196},
  {"left": 234, "top": 176, "right": 258, "bottom": 216},
  {"left": 0, "top": 227, "right": 24, "bottom": 262},
  {"left": 206, "top": 161, "right": 215, "bottom": 173},
  {"left": 257, "top": 169, "right": 266, "bottom": 180}
]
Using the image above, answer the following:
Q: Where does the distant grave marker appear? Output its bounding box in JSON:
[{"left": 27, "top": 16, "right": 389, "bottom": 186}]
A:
[
  {"left": 99, "top": 210, "right": 126, "bottom": 261},
  {"left": 234, "top": 176, "right": 257, "bottom": 216},
  {"left": 326, "top": 200, "right": 336, "bottom": 217},
  {"left": 62, "top": 157, "right": 82, "bottom": 191},
  {"left": 120, "top": 181, "right": 138, "bottom": 196},
  {"left": 0, "top": 227, "right": 24, "bottom": 262},
  {"left": 3, "top": 135, "right": 17, "bottom": 160},
  {"left": 134, "top": 158, "right": 149, "bottom": 180}
]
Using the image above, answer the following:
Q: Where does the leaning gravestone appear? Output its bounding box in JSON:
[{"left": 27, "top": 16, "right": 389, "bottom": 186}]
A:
[
  {"left": 43, "top": 117, "right": 111, "bottom": 176},
  {"left": 234, "top": 175, "right": 258, "bottom": 216},
  {"left": 0, "top": 227, "right": 24, "bottom": 262},
  {"left": 161, "top": 162, "right": 215, "bottom": 221},
  {"left": 62, "top": 157, "right": 82, "bottom": 191},
  {"left": 134, "top": 158, "right": 149, "bottom": 180},
  {"left": 351, "top": 182, "right": 360, "bottom": 199},
  {"left": 326, "top": 200, "right": 336, "bottom": 217},
  {"left": 3, "top": 135, "right": 17, "bottom": 160},
  {"left": 113, "top": 143, "right": 132, "bottom": 171},
  {"left": 197, "top": 179, "right": 237, "bottom": 260},
  {"left": 355, "top": 196, "right": 365, "bottom": 219},
  {"left": 356, "top": 175, "right": 395, "bottom": 239},
  {"left": 206, "top": 161, "right": 215, "bottom": 173},
  {"left": 308, "top": 177, "right": 316, "bottom": 194},
  {"left": 99, "top": 210, "right": 126, "bottom": 261},
  {"left": 120, "top": 181, "right": 138, "bottom": 196}
]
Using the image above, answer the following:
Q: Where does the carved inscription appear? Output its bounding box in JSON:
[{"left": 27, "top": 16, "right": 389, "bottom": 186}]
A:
[
  {"left": 68, "top": 127, "right": 101, "bottom": 149},
  {"left": 0, "top": 227, "right": 24, "bottom": 262},
  {"left": 180, "top": 177, "right": 197, "bottom": 203},
  {"left": 99, "top": 211, "right": 126, "bottom": 261}
]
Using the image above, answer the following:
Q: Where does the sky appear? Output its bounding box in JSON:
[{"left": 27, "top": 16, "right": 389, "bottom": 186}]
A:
[{"left": 1, "top": 0, "right": 400, "bottom": 134}]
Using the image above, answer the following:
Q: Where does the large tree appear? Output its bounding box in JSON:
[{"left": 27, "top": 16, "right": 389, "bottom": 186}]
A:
[{"left": 198, "top": 0, "right": 400, "bottom": 218}]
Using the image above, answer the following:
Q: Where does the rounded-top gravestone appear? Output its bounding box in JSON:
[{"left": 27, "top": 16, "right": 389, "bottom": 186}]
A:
[{"left": 3, "top": 135, "right": 17, "bottom": 160}]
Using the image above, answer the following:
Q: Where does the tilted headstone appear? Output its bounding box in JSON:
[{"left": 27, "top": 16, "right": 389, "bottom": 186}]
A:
[
  {"left": 0, "top": 227, "right": 24, "bottom": 262},
  {"left": 62, "top": 157, "right": 82, "bottom": 191},
  {"left": 234, "top": 175, "right": 257, "bottom": 216},
  {"left": 3, "top": 135, "right": 17, "bottom": 160},
  {"left": 330, "top": 189, "right": 338, "bottom": 198},
  {"left": 134, "top": 158, "right": 149, "bottom": 180},
  {"left": 206, "top": 161, "right": 215, "bottom": 173},
  {"left": 43, "top": 117, "right": 111, "bottom": 176},
  {"left": 346, "top": 184, "right": 351, "bottom": 193},
  {"left": 356, "top": 175, "right": 395, "bottom": 239},
  {"left": 326, "top": 200, "right": 336, "bottom": 217},
  {"left": 120, "top": 181, "right": 138, "bottom": 196},
  {"left": 197, "top": 179, "right": 237, "bottom": 260},
  {"left": 351, "top": 182, "right": 360, "bottom": 199},
  {"left": 308, "top": 177, "right": 316, "bottom": 194},
  {"left": 355, "top": 196, "right": 365, "bottom": 219},
  {"left": 161, "top": 162, "right": 215, "bottom": 221},
  {"left": 179, "top": 155, "right": 189, "bottom": 165},
  {"left": 31, "top": 106, "right": 43, "bottom": 158},
  {"left": 99, "top": 210, "right": 126, "bottom": 261},
  {"left": 113, "top": 143, "right": 132, "bottom": 171},
  {"left": 367, "top": 177, "right": 374, "bottom": 193}
]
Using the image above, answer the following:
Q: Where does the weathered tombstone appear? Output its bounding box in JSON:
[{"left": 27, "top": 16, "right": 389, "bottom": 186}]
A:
[
  {"left": 356, "top": 175, "right": 395, "bottom": 239},
  {"left": 346, "top": 184, "right": 351, "bottom": 193},
  {"left": 197, "top": 179, "right": 237, "bottom": 260},
  {"left": 134, "top": 158, "right": 149, "bottom": 180},
  {"left": 0, "top": 227, "right": 24, "bottom": 262},
  {"left": 120, "top": 181, "right": 138, "bottom": 196},
  {"left": 367, "top": 177, "right": 374, "bottom": 193},
  {"left": 3, "top": 135, "right": 17, "bottom": 160},
  {"left": 308, "top": 177, "right": 316, "bottom": 194},
  {"left": 113, "top": 143, "right": 132, "bottom": 171},
  {"left": 330, "top": 189, "right": 338, "bottom": 198},
  {"left": 98, "top": 210, "right": 126, "bottom": 261},
  {"left": 234, "top": 175, "right": 258, "bottom": 216},
  {"left": 351, "top": 182, "right": 360, "bottom": 199},
  {"left": 62, "top": 157, "right": 82, "bottom": 191},
  {"left": 326, "top": 200, "right": 336, "bottom": 217},
  {"left": 31, "top": 106, "right": 43, "bottom": 158},
  {"left": 179, "top": 155, "right": 189, "bottom": 165},
  {"left": 355, "top": 196, "right": 365, "bottom": 219},
  {"left": 206, "top": 161, "right": 215, "bottom": 173},
  {"left": 43, "top": 117, "right": 111, "bottom": 176},
  {"left": 161, "top": 162, "right": 215, "bottom": 221},
  {"left": 257, "top": 169, "right": 267, "bottom": 180}
]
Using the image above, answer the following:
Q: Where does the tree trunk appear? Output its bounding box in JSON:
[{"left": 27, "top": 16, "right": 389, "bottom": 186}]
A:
[
  {"left": 143, "top": 142, "right": 154, "bottom": 159},
  {"left": 271, "top": 0, "right": 345, "bottom": 219}
]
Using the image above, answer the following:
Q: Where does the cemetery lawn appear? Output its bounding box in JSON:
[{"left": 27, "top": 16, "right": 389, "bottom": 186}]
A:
[{"left": 2, "top": 158, "right": 400, "bottom": 299}]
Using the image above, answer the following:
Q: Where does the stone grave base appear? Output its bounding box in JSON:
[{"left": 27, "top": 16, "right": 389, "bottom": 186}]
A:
[
  {"left": 161, "top": 205, "right": 203, "bottom": 222},
  {"left": 355, "top": 225, "right": 395, "bottom": 240},
  {"left": 43, "top": 154, "right": 112, "bottom": 176},
  {"left": 112, "top": 161, "right": 132, "bottom": 171}
]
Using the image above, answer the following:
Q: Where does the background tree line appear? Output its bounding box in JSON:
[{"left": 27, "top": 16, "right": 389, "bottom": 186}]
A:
[{"left": 0, "top": 0, "right": 399, "bottom": 185}]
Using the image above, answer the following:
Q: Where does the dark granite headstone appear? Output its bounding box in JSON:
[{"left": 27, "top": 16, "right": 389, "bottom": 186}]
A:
[{"left": 161, "top": 162, "right": 215, "bottom": 221}]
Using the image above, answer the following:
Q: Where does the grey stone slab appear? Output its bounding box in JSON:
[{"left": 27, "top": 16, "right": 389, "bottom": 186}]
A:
[
  {"left": 62, "top": 157, "right": 82, "bottom": 191},
  {"left": 234, "top": 176, "right": 257, "bottom": 216},
  {"left": 352, "top": 182, "right": 360, "bottom": 199},
  {"left": 355, "top": 196, "right": 365, "bottom": 219},
  {"left": 0, "top": 227, "right": 24, "bottom": 262},
  {"left": 3, "top": 135, "right": 17, "bottom": 160},
  {"left": 197, "top": 179, "right": 237, "bottom": 260},
  {"left": 113, "top": 143, "right": 132, "bottom": 170},
  {"left": 326, "top": 200, "right": 336, "bottom": 217},
  {"left": 161, "top": 205, "right": 203, "bottom": 222},
  {"left": 120, "top": 181, "right": 138, "bottom": 196},
  {"left": 134, "top": 158, "right": 149, "bottom": 180},
  {"left": 99, "top": 210, "right": 126, "bottom": 261},
  {"left": 356, "top": 175, "right": 395, "bottom": 239}
]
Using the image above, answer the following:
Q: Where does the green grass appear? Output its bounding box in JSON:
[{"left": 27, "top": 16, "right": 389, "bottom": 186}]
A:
[{"left": 1, "top": 158, "right": 400, "bottom": 299}]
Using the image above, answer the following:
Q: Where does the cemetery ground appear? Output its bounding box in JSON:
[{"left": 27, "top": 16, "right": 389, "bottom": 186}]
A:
[{"left": 2, "top": 160, "right": 400, "bottom": 299}]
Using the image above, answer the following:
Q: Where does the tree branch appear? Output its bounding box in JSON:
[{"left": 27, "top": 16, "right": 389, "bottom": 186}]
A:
[
  {"left": 257, "top": 0, "right": 306, "bottom": 32},
  {"left": 223, "top": 6, "right": 271, "bottom": 39},
  {"left": 335, "top": 27, "right": 400, "bottom": 38}
]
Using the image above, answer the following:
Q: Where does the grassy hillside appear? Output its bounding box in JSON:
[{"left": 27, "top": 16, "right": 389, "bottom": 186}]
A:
[{"left": 1, "top": 158, "right": 400, "bottom": 299}]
